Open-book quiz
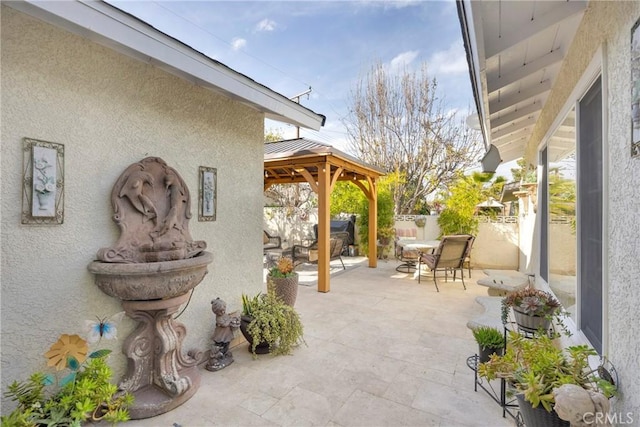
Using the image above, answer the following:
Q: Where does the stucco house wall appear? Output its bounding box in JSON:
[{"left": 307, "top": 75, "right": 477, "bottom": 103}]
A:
[
  {"left": 1, "top": 5, "right": 265, "bottom": 405},
  {"left": 524, "top": 1, "right": 640, "bottom": 417}
]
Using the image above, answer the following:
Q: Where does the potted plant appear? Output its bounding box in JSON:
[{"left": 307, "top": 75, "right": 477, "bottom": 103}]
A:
[
  {"left": 266, "top": 256, "right": 298, "bottom": 307},
  {"left": 478, "top": 332, "right": 615, "bottom": 427},
  {"left": 240, "top": 291, "right": 305, "bottom": 357},
  {"left": 501, "top": 287, "right": 567, "bottom": 336},
  {"left": 1, "top": 333, "right": 133, "bottom": 425},
  {"left": 471, "top": 326, "right": 505, "bottom": 363}
]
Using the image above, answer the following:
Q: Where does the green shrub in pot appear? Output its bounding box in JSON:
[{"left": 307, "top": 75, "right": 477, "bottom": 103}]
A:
[
  {"left": 471, "top": 326, "right": 505, "bottom": 363},
  {"left": 240, "top": 291, "right": 305, "bottom": 357}
]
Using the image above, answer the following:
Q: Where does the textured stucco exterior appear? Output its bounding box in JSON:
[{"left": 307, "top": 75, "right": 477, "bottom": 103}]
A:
[
  {"left": 1, "top": 5, "right": 265, "bottom": 407},
  {"left": 524, "top": 1, "right": 640, "bottom": 418}
]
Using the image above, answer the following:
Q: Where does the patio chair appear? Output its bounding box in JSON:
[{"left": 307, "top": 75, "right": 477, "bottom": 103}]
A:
[
  {"left": 394, "top": 228, "right": 420, "bottom": 272},
  {"left": 263, "top": 230, "right": 282, "bottom": 254},
  {"left": 417, "top": 234, "right": 474, "bottom": 291},
  {"left": 462, "top": 235, "right": 476, "bottom": 278},
  {"left": 291, "top": 232, "right": 348, "bottom": 270}
]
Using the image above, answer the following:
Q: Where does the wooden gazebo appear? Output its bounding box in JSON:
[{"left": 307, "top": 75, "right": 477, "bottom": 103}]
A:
[{"left": 264, "top": 138, "right": 386, "bottom": 293}]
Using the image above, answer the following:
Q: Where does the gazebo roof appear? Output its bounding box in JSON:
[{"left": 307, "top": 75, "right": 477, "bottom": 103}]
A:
[
  {"left": 264, "top": 138, "right": 385, "bottom": 186},
  {"left": 264, "top": 138, "right": 385, "bottom": 293}
]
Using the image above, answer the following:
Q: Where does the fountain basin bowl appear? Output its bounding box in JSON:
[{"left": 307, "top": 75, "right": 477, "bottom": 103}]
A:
[{"left": 88, "top": 251, "right": 213, "bottom": 301}]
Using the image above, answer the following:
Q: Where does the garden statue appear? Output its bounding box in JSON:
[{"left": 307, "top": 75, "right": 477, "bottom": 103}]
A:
[
  {"left": 96, "top": 156, "right": 206, "bottom": 263},
  {"left": 206, "top": 298, "right": 240, "bottom": 371},
  {"left": 553, "top": 384, "right": 611, "bottom": 426}
]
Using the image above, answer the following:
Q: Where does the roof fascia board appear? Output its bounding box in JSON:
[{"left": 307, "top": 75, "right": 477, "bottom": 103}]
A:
[
  {"left": 8, "top": 0, "right": 324, "bottom": 130},
  {"left": 458, "top": 0, "right": 491, "bottom": 150}
]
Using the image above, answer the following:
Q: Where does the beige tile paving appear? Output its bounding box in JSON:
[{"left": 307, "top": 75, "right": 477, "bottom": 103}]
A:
[{"left": 124, "top": 258, "right": 516, "bottom": 427}]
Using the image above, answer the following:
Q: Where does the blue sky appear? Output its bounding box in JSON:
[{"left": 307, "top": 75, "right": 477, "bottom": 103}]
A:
[{"left": 109, "top": 1, "right": 473, "bottom": 143}]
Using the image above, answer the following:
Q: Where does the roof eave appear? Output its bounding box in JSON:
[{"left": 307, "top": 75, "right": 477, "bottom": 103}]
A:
[
  {"left": 456, "top": 0, "right": 491, "bottom": 151},
  {"left": 6, "top": 0, "right": 325, "bottom": 131}
]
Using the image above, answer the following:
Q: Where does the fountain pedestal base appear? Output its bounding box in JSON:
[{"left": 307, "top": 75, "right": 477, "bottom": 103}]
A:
[{"left": 119, "top": 292, "right": 201, "bottom": 419}]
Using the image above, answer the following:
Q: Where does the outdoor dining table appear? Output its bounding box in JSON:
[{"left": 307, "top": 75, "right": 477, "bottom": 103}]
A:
[{"left": 395, "top": 239, "right": 440, "bottom": 273}]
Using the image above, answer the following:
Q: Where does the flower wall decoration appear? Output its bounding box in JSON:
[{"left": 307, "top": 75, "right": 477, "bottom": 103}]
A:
[
  {"left": 31, "top": 145, "right": 57, "bottom": 217},
  {"left": 23, "top": 138, "right": 64, "bottom": 224},
  {"left": 44, "top": 333, "right": 89, "bottom": 371},
  {"left": 2, "top": 314, "right": 133, "bottom": 424}
]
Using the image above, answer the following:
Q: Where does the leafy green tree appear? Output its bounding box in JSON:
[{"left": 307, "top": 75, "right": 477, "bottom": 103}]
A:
[
  {"left": 548, "top": 168, "right": 576, "bottom": 216},
  {"left": 330, "top": 180, "right": 362, "bottom": 218},
  {"left": 437, "top": 172, "right": 506, "bottom": 236},
  {"left": 330, "top": 176, "right": 396, "bottom": 255}
]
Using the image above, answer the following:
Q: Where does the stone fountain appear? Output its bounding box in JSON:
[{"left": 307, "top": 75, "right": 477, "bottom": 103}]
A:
[{"left": 88, "top": 157, "right": 213, "bottom": 419}]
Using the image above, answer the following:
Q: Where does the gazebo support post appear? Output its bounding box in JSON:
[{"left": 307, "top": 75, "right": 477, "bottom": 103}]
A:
[
  {"left": 317, "top": 161, "right": 331, "bottom": 293},
  {"left": 367, "top": 178, "right": 378, "bottom": 268}
]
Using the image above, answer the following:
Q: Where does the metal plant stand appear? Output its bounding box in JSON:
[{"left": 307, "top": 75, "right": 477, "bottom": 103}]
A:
[{"left": 466, "top": 353, "right": 523, "bottom": 425}]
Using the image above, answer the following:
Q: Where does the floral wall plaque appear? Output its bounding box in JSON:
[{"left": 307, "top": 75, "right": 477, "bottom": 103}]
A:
[
  {"left": 198, "top": 166, "right": 217, "bottom": 221},
  {"left": 22, "top": 138, "right": 64, "bottom": 224},
  {"left": 632, "top": 18, "right": 640, "bottom": 157}
]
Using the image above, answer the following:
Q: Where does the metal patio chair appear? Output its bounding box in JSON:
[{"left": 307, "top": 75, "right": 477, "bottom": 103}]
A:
[
  {"left": 291, "top": 232, "right": 348, "bottom": 270},
  {"left": 417, "top": 235, "right": 474, "bottom": 292}
]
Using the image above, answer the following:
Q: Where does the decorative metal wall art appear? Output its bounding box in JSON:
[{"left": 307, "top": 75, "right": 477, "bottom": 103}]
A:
[
  {"left": 22, "top": 138, "right": 64, "bottom": 224},
  {"left": 632, "top": 18, "right": 640, "bottom": 157},
  {"left": 198, "top": 166, "right": 217, "bottom": 221}
]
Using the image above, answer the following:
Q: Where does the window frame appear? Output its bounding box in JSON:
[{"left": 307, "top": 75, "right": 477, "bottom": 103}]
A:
[{"left": 536, "top": 46, "right": 609, "bottom": 353}]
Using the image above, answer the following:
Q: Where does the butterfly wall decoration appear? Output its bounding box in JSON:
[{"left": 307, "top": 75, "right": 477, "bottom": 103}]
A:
[{"left": 85, "top": 311, "right": 125, "bottom": 343}]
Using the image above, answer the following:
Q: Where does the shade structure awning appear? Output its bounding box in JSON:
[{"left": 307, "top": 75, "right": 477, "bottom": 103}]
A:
[
  {"left": 264, "top": 139, "right": 385, "bottom": 186},
  {"left": 477, "top": 198, "right": 504, "bottom": 208},
  {"left": 457, "top": 0, "right": 586, "bottom": 164},
  {"left": 265, "top": 138, "right": 385, "bottom": 293}
]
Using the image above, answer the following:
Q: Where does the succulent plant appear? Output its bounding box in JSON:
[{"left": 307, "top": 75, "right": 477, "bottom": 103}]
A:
[{"left": 269, "top": 257, "right": 295, "bottom": 278}]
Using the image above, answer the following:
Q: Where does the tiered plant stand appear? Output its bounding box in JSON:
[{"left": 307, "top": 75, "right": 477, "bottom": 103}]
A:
[{"left": 466, "top": 332, "right": 523, "bottom": 425}]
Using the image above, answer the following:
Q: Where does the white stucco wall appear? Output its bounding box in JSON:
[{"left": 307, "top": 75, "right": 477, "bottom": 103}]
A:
[
  {"left": 472, "top": 222, "right": 519, "bottom": 270},
  {"left": 524, "top": 1, "right": 640, "bottom": 418},
  {"left": 1, "top": 6, "right": 265, "bottom": 407}
]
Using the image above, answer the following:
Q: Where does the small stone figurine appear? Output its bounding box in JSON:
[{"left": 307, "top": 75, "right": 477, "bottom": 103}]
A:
[
  {"left": 553, "top": 384, "right": 611, "bottom": 427},
  {"left": 205, "top": 298, "right": 240, "bottom": 372}
]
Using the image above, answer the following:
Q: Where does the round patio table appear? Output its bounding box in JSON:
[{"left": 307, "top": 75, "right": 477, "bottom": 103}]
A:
[{"left": 395, "top": 240, "right": 440, "bottom": 273}]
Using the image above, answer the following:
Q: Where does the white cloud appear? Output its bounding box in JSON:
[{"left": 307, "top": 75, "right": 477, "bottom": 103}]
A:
[
  {"left": 231, "top": 38, "right": 247, "bottom": 51},
  {"left": 256, "top": 18, "right": 277, "bottom": 32},
  {"left": 428, "top": 42, "right": 468, "bottom": 75},
  {"left": 388, "top": 50, "right": 419, "bottom": 72}
]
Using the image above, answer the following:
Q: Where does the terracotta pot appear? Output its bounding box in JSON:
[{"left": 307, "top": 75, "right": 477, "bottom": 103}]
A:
[
  {"left": 516, "top": 394, "right": 569, "bottom": 427},
  {"left": 239, "top": 315, "right": 271, "bottom": 354},
  {"left": 267, "top": 272, "right": 298, "bottom": 307}
]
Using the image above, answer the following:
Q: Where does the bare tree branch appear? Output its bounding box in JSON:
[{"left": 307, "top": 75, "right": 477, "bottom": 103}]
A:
[{"left": 344, "top": 62, "right": 483, "bottom": 214}]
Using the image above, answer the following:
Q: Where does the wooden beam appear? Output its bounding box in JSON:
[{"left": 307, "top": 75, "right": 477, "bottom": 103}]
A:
[
  {"left": 488, "top": 80, "right": 551, "bottom": 115},
  {"left": 298, "top": 168, "right": 318, "bottom": 193},
  {"left": 368, "top": 178, "right": 378, "bottom": 268},
  {"left": 329, "top": 166, "right": 343, "bottom": 192},
  {"left": 352, "top": 180, "right": 371, "bottom": 199},
  {"left": 491, "top": 116, "right": 537, "bottom": 140},
  {"left": 317, "top": 160, "right": 331, "bottom": 293},
  {"left": 490, "top": 102, "right": 541, "bottom": 129},
  {"left": 484, "top": 1, "right": 586, "bottom": 58},
  {"left": 487, "top": 49, "right": 564, "bottom": 93}
]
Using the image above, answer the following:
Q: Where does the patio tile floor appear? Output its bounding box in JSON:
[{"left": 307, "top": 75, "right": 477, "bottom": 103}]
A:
[{"left": 126, "top": 258, "right": 515, "bottom": 427}]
